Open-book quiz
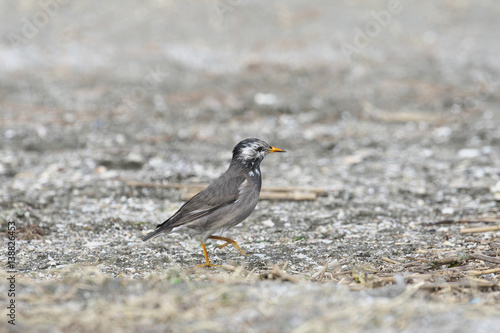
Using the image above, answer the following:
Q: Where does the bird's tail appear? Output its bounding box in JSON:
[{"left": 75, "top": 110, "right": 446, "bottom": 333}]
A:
[{"left": 142, "top": 226, "right": 172, "bottom": 242}]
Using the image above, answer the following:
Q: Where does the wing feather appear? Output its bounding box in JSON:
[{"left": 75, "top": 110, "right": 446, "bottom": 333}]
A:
[{"left": 151, "top": 173, "right": 245, "bottom": 232}]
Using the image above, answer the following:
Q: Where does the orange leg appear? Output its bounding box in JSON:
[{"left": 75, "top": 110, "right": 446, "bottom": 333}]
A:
[
  {"left": 196, "top": 241, "right": 220, "bottom": 268},
  {"left": 209, "top": 236, "right": 246, "bottom": 256}
]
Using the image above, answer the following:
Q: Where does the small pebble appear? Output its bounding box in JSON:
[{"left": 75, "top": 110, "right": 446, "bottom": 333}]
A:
[
  {"left": 441, "top": 207, "right": 454, "bottom": 215},
  {"left": 261, "top": 219, "right": 275, "bottom": 228},
  {"left": 457, "top": 148, "right": 480, "bottom": 159}
]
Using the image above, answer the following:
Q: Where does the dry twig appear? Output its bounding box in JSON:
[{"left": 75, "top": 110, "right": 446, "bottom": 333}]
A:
[
  {"left": 423, "top": 217, "right": 500, "bottom": 227},
  {"left": 259, "top": 265, "right": 300, "bottom": 283},
  {"left": 126, "top": 181, "right": 324, "bottom": 201},
  {"left": 470, "top": 253, "right": 500, "bottom": 264},
  {"left": 466, "top": 267, "right": 500, "bottom": 276},
  {"left": 460, "top": 225, "right": 500, "bottom": 233},
  {"left": 381, "top": 257, "right": 401, "bottom": 265}
]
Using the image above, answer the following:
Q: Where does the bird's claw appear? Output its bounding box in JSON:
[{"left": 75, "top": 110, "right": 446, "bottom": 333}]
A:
[{"left": 196, "top": 262, "right": 221, "bottom": 268}]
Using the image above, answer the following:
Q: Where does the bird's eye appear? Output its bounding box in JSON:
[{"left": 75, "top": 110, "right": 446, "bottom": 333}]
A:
[{"left": 257, "top": 147, "right": 263, "bottom": 152}]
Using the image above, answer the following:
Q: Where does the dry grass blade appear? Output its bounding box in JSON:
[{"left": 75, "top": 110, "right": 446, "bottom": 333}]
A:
[
  {"left": 0, "top": 224, "right": 45, "bottom": 240},
  {"left": 126, "top": 181, "right": 323, "bottom": 201},
  {"left": 462, "top": 216, "right": 500, "bottom": 223},
  {"left": 221, "top": 264, "right": 259, "bottom": 281},
  {"left": 257, "top": 191, "right": 317, "bottom": 201},
  {"left": 420, "top": 281, "right": 500, "bottom": 290},
  {"left": 405, "top": 256, "right": 430, "bottom": 263},
  {"left": 381, "top": 257, "right": 401, "bottom": 265},
  {"left": 311, "top": 263, "right": 329, "bottom": 281},
  {"left": 126, "top": 181, "right": 325, "bottom": 194},
  {"left": 430, "top": 253, "right": 470, "bottom": 268},
  {"left": 423, "top": 218, "right": 500, "bottom": 226},
  {"left": 184, "top": 190, "right": 317, "bottom": 201},
  {"left": 259, "top": 265, "right": 300, "bottom": 283},
  {"left": 470, "top": 253, "right": 500, "bottom": 264},
  {"left": 460, "top": 225, "right": 500, "bottom": 233},
  {"left": 466, "top": 267, "right": 500, "bottom": 276}
]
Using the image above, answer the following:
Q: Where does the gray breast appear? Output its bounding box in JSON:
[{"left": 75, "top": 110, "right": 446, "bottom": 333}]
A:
[
  {"left": 231, "top": 174, "right": 261, "bottom": 224},
  {"left": 196, "top": 170, "right": 261, "bottom": 242}
]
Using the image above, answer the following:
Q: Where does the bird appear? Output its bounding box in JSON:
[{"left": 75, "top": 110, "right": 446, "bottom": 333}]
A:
[{"left": 142, "top": 138, "right": 286, "bottom": 267}]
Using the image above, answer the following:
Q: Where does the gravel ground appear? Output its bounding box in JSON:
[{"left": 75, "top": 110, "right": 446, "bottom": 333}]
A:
[{"left": 1, "top": 1, "right": 500, "bottom": 332}]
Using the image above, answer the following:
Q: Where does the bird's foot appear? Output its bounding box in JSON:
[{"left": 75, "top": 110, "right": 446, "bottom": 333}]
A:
[
  {"left": 197, "top": 241, "right": 221, "bottom": 268},
  {"left": 209, "top": 236, "right": 246, "bottom": 256},
  {"left": 196, "top": 261, "right": 221, "bottom": 268}
]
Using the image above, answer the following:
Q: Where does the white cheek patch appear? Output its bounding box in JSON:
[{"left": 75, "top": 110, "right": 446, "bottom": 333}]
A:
[
  {"left": 255, "top": 168, "right": 260, "bottom": 176},
  {"left": 249, "top": 170, "right": 255, "bottom": 177},
  {"left": 240, "top": 147, "right": 255, "bottom": 160},
  {"left": 238, "top": 142, "right": 267, "bottom": 163}
]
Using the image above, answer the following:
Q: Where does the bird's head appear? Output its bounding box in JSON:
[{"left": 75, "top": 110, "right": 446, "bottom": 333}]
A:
[{"left": 232, "top": 138, "right": 286, "bottom": 166}]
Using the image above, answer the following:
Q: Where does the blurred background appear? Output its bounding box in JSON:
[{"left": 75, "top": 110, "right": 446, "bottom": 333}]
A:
[
  {"left": 1, "top": 0, "right": 499, "bottom": 208},
  {"left": 1, "top": 1, "right": 499, "bottom": 182},
  {"left": 2, "top": 0, "right": 499, "bottom": 188}
]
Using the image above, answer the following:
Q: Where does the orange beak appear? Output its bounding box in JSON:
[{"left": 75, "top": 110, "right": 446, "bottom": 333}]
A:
[{"left": 267, "top": 146, "right": 286, "bottom": 153}]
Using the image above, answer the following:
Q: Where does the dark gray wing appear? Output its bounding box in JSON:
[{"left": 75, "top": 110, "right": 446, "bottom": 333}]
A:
[{"left": 142, "top": 173, "right": 245, "bottom": 241}]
